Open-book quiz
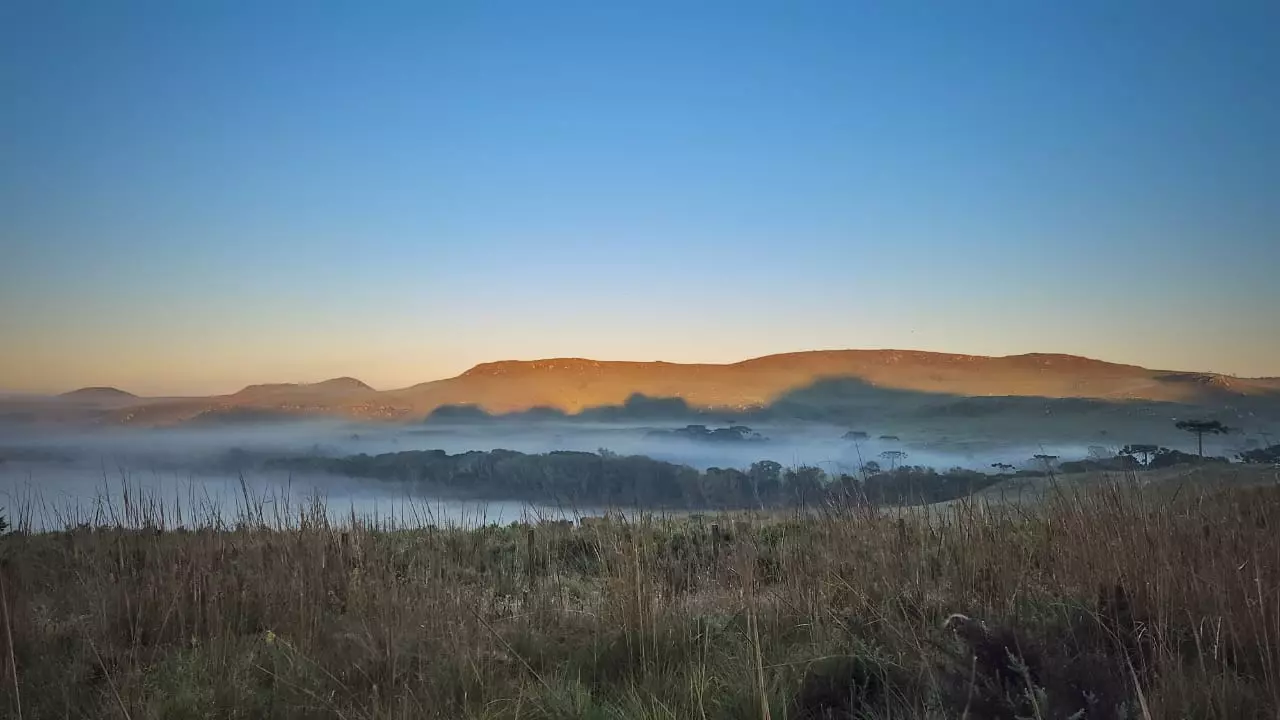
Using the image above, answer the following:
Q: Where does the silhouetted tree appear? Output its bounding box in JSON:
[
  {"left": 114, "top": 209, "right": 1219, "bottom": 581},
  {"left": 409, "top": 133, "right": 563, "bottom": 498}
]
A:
[
  {"left": 1239, "top": 444, "right": 1280, "bottom": 465},
  {"left": 1148, "top": 447, "right": 1204, "bottom": 469},
  {"left": 879, "top": 450, "right": 907, "bottom": 471},
  {"left": 785, "top": 466, "right": 826, "bottom": 505},
  {"left": 748, "top": 460, "right": 783, "bottom": 506},
  {"left": 1175, "top": 419, "right": 1231, "bottom": 458},
  {"left": 1119, "top": 444, "right": 1160, "bottom": 466},
  {"left": 990, "top": 462, "right": 1016, "bottom": 473},
  {"left": 1032, "top": 454, "right": 1059, "bottom": 472}
]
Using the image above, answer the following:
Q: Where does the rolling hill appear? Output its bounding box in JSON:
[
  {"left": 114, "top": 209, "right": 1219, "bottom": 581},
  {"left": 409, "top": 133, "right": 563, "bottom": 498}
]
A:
[
  {"left": 43, "top": 350, "right": 1275, "bottom": 427},
  {"left": 59, "top": 386, "right": 138, "bottom": 401}
]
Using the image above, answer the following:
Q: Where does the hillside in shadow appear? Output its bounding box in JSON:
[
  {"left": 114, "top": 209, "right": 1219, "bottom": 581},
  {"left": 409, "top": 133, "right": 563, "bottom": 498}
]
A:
[
  {"left": 3, "top": 350, "right": 1278, "bottom": 428},
  {"left": 410, "top": 377, "right": 1278, "bottom": 450}
]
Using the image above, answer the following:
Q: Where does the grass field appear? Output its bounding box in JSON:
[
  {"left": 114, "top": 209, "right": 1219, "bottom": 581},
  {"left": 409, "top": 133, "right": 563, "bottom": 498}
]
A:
[{"left": 1, "top": 468, "right": 1278, "bottom": 719}]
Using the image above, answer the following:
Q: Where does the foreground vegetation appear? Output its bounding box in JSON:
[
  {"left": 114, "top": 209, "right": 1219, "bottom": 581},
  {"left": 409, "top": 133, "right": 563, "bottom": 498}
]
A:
[{"left": 2, "top": 467, "right": 1279, "bottom": 718}]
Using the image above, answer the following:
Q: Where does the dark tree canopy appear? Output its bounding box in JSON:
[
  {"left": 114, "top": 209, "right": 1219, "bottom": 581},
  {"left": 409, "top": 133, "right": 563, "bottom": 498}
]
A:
[
  {"left": 264, "top": 449, "right": 997, "bottom": 511},
  {"left": 647, "top": 424, "right": 766, "bottom": 443},
  {"left": 879, "top": 450, "right": 908, "bottom": 470},
  {"left": 1175, "top": 419, "right": 1231, "bottom": 457},
  {"left": 1119, "top": 444, "right": 1160, "bottom": 465},
  {"left": 1239, "top": 444, "right": 1280, "bottom": 465}
]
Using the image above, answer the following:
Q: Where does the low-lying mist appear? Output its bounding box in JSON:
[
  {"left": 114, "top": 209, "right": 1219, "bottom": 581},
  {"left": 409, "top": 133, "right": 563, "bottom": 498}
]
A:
[
  {"left": 0, "top": 418, "right": 1239, "bottom": 531},
  {"left": 1, "top": 417, "right": 1125, "bottom": 473}
]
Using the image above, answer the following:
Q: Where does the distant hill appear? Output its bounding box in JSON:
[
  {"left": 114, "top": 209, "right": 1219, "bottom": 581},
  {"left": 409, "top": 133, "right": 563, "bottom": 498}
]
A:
[
  {"left": 231, "top": 377, "right": 375, "bottom": 401},
  {"left": 386, "top": 351, "right": 1277, "bottom": 413},
  {"left": 73, "top": 349, "right": 1280, "bottom": 427},
  {"left": 313, "top": 377, "right": 375, "bottom": 392},
  {"left": 60, "top": 386, "right": 137, "bottom": 400}
]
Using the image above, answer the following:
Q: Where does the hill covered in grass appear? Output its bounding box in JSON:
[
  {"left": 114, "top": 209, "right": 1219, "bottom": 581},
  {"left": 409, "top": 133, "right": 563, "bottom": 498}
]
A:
[
  {"left": 59, "top": 386, "right": 137, "bottom": 400},
  {"left": 387, "top": 351, "right": 1279, "bottom": 417},
  {"left": 7, "top": 350, "right": 1278, "bottom": 427}
]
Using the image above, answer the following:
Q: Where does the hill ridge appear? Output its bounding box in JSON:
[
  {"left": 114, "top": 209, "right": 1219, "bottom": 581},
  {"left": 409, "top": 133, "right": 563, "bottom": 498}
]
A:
[
  {"left": 17, "top": 349, "right": 1275, "bottom": 426},
  {"left": 458, "top": 350, "right": 1168, "bottom": 378},
  {"left": 313, "top": 376, "right": 375, "bottom": 391},
  {"left": 60, "top": 386, "right": 137, "bottom": 399},
  {"left": 234, "top": 376, "right": 374, "bottom": 395}
]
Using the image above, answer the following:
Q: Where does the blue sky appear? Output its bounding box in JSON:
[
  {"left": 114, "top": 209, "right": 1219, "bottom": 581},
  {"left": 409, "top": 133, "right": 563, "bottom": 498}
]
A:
[{"left": 2, "top": 1, "right": 1278, "bottom": 394}]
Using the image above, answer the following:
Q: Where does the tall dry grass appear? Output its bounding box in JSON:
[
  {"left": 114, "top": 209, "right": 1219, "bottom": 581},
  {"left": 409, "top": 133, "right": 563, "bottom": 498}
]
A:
[{"left": 0, "top": 469, "right": 1277, "bottom": 719}]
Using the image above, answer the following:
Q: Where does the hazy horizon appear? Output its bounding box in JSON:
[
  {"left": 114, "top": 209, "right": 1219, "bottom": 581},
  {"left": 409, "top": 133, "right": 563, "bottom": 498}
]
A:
[
  {"left": 4, "top": 2, "right": 1279, "bottom": 394},
  {"left": 8, "top": 346, "right": 1280, "bottom": 398}
]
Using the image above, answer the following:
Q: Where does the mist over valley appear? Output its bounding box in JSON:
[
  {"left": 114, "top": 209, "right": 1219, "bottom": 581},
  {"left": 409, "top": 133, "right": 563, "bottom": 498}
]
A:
[{"left": 4, "top": 350, "right": 1276, "bottom": 529}]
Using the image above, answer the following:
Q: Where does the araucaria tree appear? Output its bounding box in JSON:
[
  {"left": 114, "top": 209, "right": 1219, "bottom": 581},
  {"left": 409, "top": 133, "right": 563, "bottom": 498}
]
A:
[
  {"left": 1175, "top": 419, "right": 1230, "bottom": 458},
  {"left": 879, "top": 450, "right": 907, "bottom": 471}
]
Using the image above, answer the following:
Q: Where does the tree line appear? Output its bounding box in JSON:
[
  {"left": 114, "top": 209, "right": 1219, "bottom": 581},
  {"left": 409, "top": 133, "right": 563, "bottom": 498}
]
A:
[
  {"left": 258, "top": 416, "right": 1278, "bottom": 511},
  {"left": 266, "top": 449, "right": 1003, "bottom": 510}
]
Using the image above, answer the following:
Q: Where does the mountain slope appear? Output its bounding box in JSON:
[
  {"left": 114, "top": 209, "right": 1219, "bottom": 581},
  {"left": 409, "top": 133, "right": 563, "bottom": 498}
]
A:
[
  {"left": 230, "top": 377, "right": 375, "bottom": 401},
  {"left": 91, "top": 350, "right": 1280, "bottom": 426}
]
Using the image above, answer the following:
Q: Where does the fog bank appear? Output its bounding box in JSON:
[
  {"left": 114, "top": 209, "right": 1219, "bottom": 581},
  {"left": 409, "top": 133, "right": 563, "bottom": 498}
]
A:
[{"left": 0, "top": 418, "right": 1242, "bottom": 531}]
